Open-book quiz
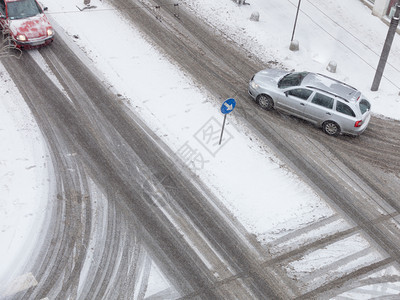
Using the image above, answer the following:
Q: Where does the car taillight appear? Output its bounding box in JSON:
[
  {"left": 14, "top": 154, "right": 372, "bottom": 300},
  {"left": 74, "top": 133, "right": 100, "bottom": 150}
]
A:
[{"left": 354, "top": 120, "right": 362, "bottom": 127}]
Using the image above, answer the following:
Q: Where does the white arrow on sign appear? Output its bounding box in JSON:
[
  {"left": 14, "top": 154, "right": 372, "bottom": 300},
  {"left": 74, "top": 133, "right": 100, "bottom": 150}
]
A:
[{"left": 224, "top": 103, "right": 233, "bottom": 111}]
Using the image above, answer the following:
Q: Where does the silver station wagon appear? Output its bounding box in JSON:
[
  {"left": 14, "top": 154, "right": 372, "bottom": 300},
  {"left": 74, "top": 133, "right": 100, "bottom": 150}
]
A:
[{"left": 248, "top": 69, "right": 371, "bottom": 136}]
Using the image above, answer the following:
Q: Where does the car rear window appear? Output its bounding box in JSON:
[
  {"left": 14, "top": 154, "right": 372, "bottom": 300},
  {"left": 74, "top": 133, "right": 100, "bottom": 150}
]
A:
[
  {"left": 359, "top": 99, "right": 371, "bottom": 114},
  {"left": 311, "top": 93, "right": 334, "bottom": 109},
  {"left": 336, "top": 101, "right": 355, "bottom": 117}
]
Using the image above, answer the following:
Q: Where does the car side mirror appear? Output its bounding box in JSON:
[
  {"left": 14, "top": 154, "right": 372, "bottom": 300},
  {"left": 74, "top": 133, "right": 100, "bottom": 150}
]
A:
[
  {"left": 284, "top": 91, "right": 289, "bottom": 97},
  {"left": 39, "top": 2, "right": 48, "bottom": 11}
]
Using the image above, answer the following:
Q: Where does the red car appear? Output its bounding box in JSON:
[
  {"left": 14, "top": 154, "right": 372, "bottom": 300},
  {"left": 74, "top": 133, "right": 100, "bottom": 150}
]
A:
[{"left": 0, "top": 0, "right": 54, "bottom": 49}]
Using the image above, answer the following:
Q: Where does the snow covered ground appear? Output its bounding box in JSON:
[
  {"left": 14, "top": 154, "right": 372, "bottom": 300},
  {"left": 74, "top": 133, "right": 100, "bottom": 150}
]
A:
[
  {"left": 1, "top": 0, "right": 400, "bottom": 298},
  {"left": 0, "top": 64, "right": 51, "bottom": 292}
]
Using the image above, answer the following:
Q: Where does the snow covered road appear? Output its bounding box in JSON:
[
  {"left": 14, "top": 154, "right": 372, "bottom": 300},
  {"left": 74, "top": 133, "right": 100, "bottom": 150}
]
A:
[{"left": 2, "top": 0, "right": 400, "bottom": 298}]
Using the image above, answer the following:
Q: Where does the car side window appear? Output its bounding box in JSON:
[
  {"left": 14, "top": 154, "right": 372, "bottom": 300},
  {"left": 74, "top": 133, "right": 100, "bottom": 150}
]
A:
[
  {"left": 336, "top": 101, "right": 355, "bottom": 117},
  {"left": 311, "top": 93, "right": 334, "bottom": 109},
  {"left": 0, "top": 0, "right": 5, "bottom": 14},
  {"left": 287, "top": 88, "right": 313, "bottom": 101}
]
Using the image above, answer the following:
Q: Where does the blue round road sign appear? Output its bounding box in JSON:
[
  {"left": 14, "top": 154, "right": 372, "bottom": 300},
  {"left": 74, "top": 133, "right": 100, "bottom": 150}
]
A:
[{"left": 221, "top": 98, "right": 236, "bottom": 114}]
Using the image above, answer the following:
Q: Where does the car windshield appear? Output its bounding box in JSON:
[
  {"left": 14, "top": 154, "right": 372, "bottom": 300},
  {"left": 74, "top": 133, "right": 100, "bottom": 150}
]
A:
[
  {"left": 278, "top": 72, "right": 309, "bottom": 89},
  {"left": 7, "top": 0, "right": 42, "bottom": 20}
]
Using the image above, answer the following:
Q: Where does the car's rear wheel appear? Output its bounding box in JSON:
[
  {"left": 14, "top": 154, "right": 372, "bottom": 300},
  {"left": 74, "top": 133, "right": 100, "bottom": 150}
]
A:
[
  {"left": 257, "top": 94, "right": 274, "bottom": 110},
  {"left": 322, "top": 121, "right": 340, "bottom": 136}
]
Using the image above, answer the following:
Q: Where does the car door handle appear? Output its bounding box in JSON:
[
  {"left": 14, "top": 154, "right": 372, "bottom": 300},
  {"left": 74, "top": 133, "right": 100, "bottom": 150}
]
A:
[
  {"left": 326, "top": 112, "right": 331, "bottom": 115},
  {"left": 300, "top": 103, "right": 305, "bottom": 106}
]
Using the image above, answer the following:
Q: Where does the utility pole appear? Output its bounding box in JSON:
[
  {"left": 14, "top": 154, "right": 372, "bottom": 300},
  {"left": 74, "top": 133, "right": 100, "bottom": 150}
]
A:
[
  {"left": 291, "top": 0, "right": 302, "bottom": 41},
  {"left": 371, "top": 0, "right": 400, "bottom": 91}
]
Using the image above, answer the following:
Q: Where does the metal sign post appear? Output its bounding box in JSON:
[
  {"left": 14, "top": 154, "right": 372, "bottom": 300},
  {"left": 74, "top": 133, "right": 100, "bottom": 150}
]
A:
[{"left": 219, "top": 98, "right": 236, "bottom": 145}]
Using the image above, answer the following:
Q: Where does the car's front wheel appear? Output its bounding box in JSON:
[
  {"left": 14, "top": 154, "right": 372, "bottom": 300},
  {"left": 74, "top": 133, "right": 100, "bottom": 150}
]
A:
[
  {"left": 322, "top": 121, "right": 340, "bottom": 136},
  {"left": 257, "top": 94, "right": 274, "bottom": 110}
]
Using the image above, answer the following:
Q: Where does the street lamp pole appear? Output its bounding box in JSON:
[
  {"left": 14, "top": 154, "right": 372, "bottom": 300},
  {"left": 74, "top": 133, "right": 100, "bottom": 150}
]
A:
[
  {"left": 291, "top": 0, "right": 302, "bottom": 41},
  {"left": 371, "top": 0, "right": 400, "bottom": 91}
]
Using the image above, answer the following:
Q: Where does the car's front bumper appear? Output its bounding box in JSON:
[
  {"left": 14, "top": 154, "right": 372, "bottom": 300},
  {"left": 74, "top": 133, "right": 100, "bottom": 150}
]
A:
[
  {"left": 248, "top": 81, "right": 258, "bottom": 100},
  {"left": 14, "top": 36, "right": 54, "bottom": 49}
]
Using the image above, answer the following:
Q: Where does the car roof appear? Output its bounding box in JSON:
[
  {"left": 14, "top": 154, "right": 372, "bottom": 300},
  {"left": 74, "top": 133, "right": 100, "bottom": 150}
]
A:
[{"left": 302, "top": 73, "right": 361, "bottom": 102}]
